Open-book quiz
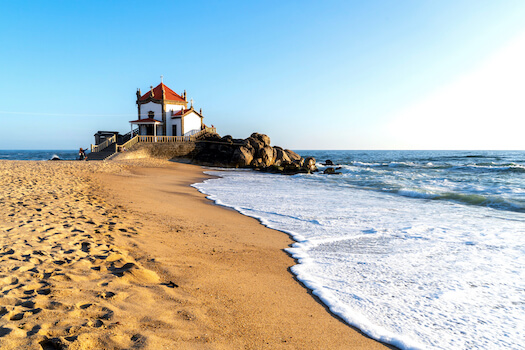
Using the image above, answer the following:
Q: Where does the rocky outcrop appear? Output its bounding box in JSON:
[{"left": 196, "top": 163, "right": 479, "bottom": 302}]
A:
[
  {"left": 323, "top": 167, "right": 342, "bottom": 175},
  {"left": 231, "top": 146, "right": 254, "bottom": 167},
  {"left": 192, "top": 132, "right": 317, "bottom": 174}
]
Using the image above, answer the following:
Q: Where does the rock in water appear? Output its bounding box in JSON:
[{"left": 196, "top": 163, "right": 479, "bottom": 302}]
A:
[
  {"left": 304, "top": 157, "right": 318, "bottom": 172},
  {"left": 323, "top": 167, "right": 341, "bottom": 175}
]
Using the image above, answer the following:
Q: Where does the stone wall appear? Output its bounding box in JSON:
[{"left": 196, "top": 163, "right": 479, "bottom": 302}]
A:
[{"left": 112, "top": 142, "right": 197, "bottom": 161}]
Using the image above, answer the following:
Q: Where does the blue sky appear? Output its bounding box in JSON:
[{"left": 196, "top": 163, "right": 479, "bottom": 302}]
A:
[{"left": 1, "top": 0, "right": 525, "bottom": 150}]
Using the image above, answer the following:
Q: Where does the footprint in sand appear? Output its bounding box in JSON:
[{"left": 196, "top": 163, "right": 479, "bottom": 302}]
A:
[
  {"left": 0, "top": 326, "right": 12, "bottom": 337},
  {"left": 0, "top": 162, "right": 178, "bottom": 348},
  {"left": 0, "top": 306, "right": 8, "bottom": 316},
  {"left": 81, "top": 242, "right": 90, "bottom": 253},
  {"left": 37, "top": 288, "right": 51, "bottom": 296},
  {"left": 9, "top": 311, "right": 25, "bottom": 321},
  {"left": 97, "top": 291, "right": 116, "bottom": 299}
]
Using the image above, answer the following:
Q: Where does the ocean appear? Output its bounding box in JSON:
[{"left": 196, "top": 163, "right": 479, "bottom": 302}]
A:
[
  {"left": 192, "top": 150, "right": 525, "bottom": 350},
  {"left": 0, "top": 150, "right": 80, "bottom": 161}
]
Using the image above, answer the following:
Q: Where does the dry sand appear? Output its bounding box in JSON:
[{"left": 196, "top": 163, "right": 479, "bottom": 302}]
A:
[{"left": 0, "top": 159, "right": 392, "bottom": 349}]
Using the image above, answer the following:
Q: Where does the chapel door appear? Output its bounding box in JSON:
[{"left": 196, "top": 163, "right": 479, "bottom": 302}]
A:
[{"left": 146, "top": 125, "right": 154, "bottom": 135}]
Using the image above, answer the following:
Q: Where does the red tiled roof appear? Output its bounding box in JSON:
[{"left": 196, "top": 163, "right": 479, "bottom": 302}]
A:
[
  {"left": 140, "top": 83, "right": 186, "bottom": 102},
  {"left": 129, "top": 118, "right": 163, "bottom": 124},
  {"left": 171, "top": 109, "right": 186, "bottom": 116},
  {"left": 171, "top": 108, "right": 203, "bottom": 118}
]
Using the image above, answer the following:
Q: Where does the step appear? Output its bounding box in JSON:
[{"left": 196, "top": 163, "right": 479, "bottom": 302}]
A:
[{"left": 86, "top": 151, "right": 115, "bottom": 161}]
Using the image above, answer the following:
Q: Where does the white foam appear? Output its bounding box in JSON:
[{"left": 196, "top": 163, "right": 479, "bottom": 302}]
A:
[{"left": 193, "top": 169, "right": 525, "bottom": 350}]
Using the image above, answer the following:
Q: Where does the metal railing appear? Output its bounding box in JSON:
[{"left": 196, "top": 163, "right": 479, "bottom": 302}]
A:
[{"left": 121, "top": 128, "right": 139, "bottom": 142}]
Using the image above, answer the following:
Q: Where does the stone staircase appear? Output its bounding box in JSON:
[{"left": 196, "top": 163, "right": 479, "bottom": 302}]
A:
[
  {"left": 87, "top": 127, "right": 217, "bottom": 161},
  {"left": 86, "top": 144, "right": 116, "bottom": 161}
]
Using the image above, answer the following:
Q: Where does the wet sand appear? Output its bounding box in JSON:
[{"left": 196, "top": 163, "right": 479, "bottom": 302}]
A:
[{"left": 0, "top": 159, "right": 392, "bottom": 349}]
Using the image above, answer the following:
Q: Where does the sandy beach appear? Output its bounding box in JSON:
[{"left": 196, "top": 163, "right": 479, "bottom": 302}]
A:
[{"left": 0, "top": 159, "right": 391, "bottom": 349}]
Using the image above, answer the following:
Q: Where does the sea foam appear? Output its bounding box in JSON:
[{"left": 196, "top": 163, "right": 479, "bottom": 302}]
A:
[{"left": 193, "top": 160, "right": 525, "bottom": 350}]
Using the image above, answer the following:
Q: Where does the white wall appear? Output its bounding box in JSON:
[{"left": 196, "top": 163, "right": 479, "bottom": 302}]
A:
[
  {"left": 138, "top": 102, "right": 199, "bottom": 136},
  {"left": 170, "top": 118, "right": 182, "bottom": 136},
  {"left": 139, "top": 102, "right": 162, "bottom": 121},
  {"left": 165, "top": 103, "right": 185, "bottom": 115},
  {"left": 183, "top": 112, "right": 203, "bottom": 136},
  {"left": 165, "top": 104, "right": 185, "bottom": 136}
]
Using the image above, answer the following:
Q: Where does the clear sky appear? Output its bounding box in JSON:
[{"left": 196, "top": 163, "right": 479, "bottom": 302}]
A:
[{"left": 1, "top": 0, "right": 525, "bottom": 150}]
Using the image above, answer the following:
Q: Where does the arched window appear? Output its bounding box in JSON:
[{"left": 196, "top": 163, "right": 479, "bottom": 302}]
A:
[{"left": 148, "top": 111, "right": 154, "bottom": 119}]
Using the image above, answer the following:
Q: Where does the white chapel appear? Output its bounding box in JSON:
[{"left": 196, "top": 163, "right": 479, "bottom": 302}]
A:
[{"left": 129, "top": 80, "right": 205, "bottom": 137}]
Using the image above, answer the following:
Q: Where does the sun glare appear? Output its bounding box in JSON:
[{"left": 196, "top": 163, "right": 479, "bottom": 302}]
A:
[{"left": 385, "top": 31, "right": 525, "bottom": 150}]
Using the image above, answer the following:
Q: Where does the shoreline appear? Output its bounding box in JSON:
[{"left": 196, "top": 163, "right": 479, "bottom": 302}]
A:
[
  {"left": 0, "top": 159, "right": 393, "bottom": 349},
  {"left": 192, "top": 168, "right": 394, "bottom": 345},
  {"left": 99, "top": 159, "right": 394, "bottom": 349}
]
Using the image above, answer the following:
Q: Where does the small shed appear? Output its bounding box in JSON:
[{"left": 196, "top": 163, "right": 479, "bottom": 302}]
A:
[{"left": 94, "top": 131, "right": 120, "bottom": 145}]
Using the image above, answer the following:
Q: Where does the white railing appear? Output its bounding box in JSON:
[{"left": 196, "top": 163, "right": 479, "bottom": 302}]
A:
[
  {"left": 134, "top": 127, "right": 216, "bottom": 143},
  {"left": 114, "top": 127, "right": 217, "bottom": 152},
  {"left": 117, "top": 135, "right": 139, "bottom": 152},
  {"left": 194, "top": 127, "right": 217, "bottom": 139},
  {"left": 184, "top": 129, "right": 202, "bottom": 137},
  {"left": 136, "top": 135, "right": 193, "bottom": 143},
  {"left": 91, "top": 134, "right": 116, "bottom": 153}
]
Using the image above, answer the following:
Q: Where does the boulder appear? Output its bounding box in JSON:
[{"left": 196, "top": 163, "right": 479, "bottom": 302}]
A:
[
  {"left": 220, "top": 135, "right": 234, "bottom": 144},
  {"left": 268, "top": 165, "right": 285, "bottom": 173},
  {"left": 250, "top": 133, "right": 271, "bottom": 147},
  {"left": 252, "top": 158, "right": 265, "bottom": 169},
  {"left": 231, "top": 146, "right": 254, "bottom": 168},
  {"left": 273, "top": 147, "right": 291, "bottom": 166},
  {"left": 191, "top": 131, "right": 317, "bottom": 174},
  {"left": 283, "top": 162, "right": 301, "bottom": 175},
  {"left": 258, "top": 146, "right": 275, "bottom": 167},
  {"left": 323, "top": 167, "right": 341, "bottom": 175},
  {"left": 293, "top": 158, "right": 305, "bottom": 167},
  {"left": 247, "top": 137, "right": 264, "bottom": 154},
  {"left": 203, "top": 132, "right": 222, "bottom": 142},
  {"left": 284, "top": 149, "right": 302, "bottom": 162},
  {"left": 304, "top": 157, "right": 318, "bottom": 172}
]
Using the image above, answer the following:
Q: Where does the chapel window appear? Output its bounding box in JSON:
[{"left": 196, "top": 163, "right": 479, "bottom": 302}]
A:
[{"left": 148, "top": 111, "right": 154, "bottom": 119}]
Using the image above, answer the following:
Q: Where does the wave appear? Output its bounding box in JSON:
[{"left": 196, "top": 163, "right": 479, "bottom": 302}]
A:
[
  {"left": 329, "top": 161, "right": 525, "bottom": 173},
  {"left": 465, "top": 155, "right": 491, "bottom": 158},
  {"left": 451, "top": 164, "right": 525, "bottom": 173},
  {"left": 194, "top": 166, "right": 525, "bottom": 350},
  {"left": 395, "top": 189, "right": 525, "bottom": 213},
  {"left": 313, "top": 172, "right": 525, "bottom": 213},
  {"left": 427, "top": 154, "right": 503, "bottom": 161}
]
